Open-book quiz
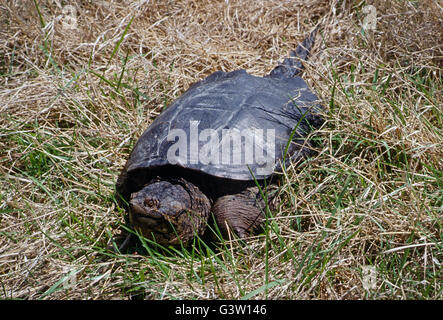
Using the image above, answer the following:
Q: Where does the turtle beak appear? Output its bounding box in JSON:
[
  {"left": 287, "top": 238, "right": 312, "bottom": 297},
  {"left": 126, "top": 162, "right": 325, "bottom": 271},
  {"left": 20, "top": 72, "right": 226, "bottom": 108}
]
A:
[
  {"left": 129, "top": 199, "right": 162, "bottom": 219},
  {"left": 130, "top": 202, "right": 149, "bottom": 216},
  {"left": 129, "top": 201, "right": 170, "bottom": 233}
]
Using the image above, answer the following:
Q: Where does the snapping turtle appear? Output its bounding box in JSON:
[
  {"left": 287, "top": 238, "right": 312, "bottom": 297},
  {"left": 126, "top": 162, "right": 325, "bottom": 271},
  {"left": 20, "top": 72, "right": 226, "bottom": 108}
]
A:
[{"left": 115, "top": 30, "right": 323, "bottom": 248}]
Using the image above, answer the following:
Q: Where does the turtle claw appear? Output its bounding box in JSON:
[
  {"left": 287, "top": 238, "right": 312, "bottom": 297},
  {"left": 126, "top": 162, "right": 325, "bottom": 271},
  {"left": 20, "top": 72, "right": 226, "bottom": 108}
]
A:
[{"left": 107, "top": 233, "right": 134, "bottom": 253}]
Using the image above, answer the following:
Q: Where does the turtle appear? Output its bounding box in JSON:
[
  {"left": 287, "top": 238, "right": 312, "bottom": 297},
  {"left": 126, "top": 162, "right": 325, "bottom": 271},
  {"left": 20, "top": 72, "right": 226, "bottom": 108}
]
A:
[{"left": 114, "top": 29, "right": 324, "bottom": 250}]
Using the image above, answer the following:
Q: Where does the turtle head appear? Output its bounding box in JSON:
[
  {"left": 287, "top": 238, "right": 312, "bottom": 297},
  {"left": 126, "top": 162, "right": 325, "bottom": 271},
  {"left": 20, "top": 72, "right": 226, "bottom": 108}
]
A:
[{"left": 128, "top": 179, "right": 210, "bottom": 246}]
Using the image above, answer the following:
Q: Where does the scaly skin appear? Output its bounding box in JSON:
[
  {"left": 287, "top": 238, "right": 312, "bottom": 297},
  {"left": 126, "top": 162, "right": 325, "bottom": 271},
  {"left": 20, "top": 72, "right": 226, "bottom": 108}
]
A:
[{"left": 128, "top": 178, "right": 211, "bottom": 246}]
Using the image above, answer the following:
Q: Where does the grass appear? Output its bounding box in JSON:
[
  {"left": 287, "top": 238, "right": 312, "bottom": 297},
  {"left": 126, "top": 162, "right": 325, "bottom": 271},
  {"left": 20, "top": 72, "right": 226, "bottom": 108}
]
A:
[{"left": 0, "top": 0, "right": 441, "bottom": 299}]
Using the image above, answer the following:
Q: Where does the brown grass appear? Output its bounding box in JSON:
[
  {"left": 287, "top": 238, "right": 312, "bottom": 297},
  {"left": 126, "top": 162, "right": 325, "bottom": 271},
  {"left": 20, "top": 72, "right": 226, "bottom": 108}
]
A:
[{"left": 0, "top": 0, "right": 441, "bottom": 299}]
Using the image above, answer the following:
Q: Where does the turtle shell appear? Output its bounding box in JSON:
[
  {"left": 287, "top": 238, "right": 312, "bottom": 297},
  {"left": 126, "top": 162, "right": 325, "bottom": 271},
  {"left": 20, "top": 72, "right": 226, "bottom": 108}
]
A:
[{"left": 124, "top": 69, "right": 322, "bottom": 182}]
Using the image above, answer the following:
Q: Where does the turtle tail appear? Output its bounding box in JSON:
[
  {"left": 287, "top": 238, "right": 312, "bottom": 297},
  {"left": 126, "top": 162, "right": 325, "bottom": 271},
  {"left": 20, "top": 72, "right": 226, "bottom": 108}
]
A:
[{"left": 268, "top": 27, "right": 318, "bottom": 78}]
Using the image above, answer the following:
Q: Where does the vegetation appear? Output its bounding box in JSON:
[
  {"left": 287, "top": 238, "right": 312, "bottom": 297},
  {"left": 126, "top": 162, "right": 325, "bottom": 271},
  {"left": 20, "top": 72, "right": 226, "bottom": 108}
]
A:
[{"left": 0, "top": 0, "right": 441, "bottom": 299}]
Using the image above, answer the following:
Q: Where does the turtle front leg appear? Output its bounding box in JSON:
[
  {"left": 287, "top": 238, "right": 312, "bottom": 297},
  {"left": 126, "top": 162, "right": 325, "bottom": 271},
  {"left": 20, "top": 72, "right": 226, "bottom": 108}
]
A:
[{"left": 212, "top": 187, "right": 270, "bottom": 239}]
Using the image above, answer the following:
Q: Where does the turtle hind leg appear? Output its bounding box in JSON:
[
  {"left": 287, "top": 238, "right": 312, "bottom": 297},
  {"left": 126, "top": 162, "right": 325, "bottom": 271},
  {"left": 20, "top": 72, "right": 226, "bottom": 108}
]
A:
[{"left": 212, "top": 187, "right": 271, "bottom": 240}]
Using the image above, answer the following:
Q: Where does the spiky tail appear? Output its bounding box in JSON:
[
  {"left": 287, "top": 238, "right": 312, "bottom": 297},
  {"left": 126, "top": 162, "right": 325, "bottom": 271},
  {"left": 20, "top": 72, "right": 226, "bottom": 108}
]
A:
[{"left": 268, "top": 28, "right": 317, "bottom": 78}]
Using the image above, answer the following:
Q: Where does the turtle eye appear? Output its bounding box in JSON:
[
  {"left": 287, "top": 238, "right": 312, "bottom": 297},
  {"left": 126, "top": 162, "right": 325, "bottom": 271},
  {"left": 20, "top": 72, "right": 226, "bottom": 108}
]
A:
[{"left": 144, "top": 198, "right": 158, "bottom": 208}]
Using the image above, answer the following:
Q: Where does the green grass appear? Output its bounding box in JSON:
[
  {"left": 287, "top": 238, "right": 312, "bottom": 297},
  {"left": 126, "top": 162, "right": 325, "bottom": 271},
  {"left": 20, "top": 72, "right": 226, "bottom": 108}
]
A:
[{"left": 0, "top": 0, "right": 441, "bottom": 300}]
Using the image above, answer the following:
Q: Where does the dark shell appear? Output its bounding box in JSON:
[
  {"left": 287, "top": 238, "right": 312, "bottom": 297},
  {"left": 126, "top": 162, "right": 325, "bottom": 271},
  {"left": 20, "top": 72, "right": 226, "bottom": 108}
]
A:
[{"left": 123, "top": 69, "right": 323, "bottom": 182}]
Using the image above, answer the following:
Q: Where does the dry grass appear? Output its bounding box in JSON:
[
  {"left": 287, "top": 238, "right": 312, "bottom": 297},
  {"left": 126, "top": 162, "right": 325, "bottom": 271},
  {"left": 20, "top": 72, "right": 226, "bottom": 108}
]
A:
[{"left": 0, "top": 0, "right": 441, "bottom": 299}]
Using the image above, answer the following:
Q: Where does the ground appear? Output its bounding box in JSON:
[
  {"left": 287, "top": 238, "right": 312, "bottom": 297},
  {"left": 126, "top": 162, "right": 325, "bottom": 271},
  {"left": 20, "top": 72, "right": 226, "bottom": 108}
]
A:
[{"left": 0, "top": 0, "right": 441, "bottom": 299}]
